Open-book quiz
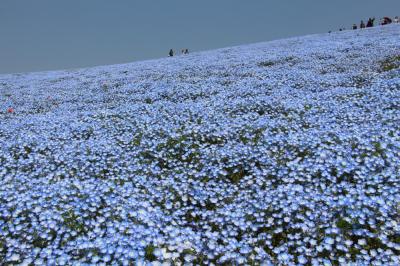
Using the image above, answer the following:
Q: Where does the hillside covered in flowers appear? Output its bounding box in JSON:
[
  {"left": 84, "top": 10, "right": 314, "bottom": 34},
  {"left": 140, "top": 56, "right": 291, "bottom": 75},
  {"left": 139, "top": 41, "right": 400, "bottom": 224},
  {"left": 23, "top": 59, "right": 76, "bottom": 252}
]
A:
[{"left": 1, "top": 25, "right": 400, "bottom": 265}]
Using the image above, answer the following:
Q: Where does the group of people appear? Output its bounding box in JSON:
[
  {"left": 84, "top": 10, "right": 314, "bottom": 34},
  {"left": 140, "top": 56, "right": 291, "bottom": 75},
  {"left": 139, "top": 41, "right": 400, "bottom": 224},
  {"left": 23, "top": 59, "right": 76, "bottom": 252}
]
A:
[
  {"left": 169, "top": 48, "right": 189, "bottom": 57},
  {"left": 351, "top": 17, "right": 375, "bottom": 30},
  {"left": 168, "top": 15, "right": 400, "bottom": 55},
  {"left": 350, "top": 16, "right": 399, "bottom": 30}
]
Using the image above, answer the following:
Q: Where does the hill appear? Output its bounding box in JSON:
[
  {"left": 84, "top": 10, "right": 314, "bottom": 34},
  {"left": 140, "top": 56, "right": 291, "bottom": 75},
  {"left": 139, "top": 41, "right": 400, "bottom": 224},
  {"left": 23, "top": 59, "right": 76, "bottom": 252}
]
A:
[{"left": 0, "top": 25, "right": 400, "bottom": 265}]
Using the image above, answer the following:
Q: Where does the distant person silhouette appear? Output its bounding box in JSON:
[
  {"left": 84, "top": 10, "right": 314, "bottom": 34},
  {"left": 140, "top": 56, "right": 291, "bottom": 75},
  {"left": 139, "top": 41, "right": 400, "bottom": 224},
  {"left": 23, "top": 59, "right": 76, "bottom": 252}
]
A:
[
  {"left": 184, "top": 49, "right": 189, "bottom": 54},
  {"left": 360, "top": 20, "right": 365, "bottom": 29},
  {"left": 169, "top": 49, "right": 174, "bottom": 57},
  {"left": 366, "top": 18, "right": 375, "bottom": 28},
  {"left": 381, "top": 17, "right": 392, "bottom": 25},
  {"left": 395, "top": 16, "right": 399, "bottom": 23}
]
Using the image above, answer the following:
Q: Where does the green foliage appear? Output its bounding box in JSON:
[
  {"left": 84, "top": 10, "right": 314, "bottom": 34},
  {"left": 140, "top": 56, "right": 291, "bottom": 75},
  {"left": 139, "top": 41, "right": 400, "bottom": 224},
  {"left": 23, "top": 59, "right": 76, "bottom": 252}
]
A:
[
  {"left": 258, "top": 56, "right": 298, "bottom": 68},
  {"left": 224, "top": 165, "right": 248, "bottom": 184},
  {"left": 258, "top": 61, "right": 275, "bottom": 67},
  {"left": 336, "top": 218, "right": 352, "bottom": 231},
  {"left": 239, "top": 128, "right": 264, "bottom": 145},
  {"left": 379, "top": 55, "right": 400, "bottom": 72},
  {"left": 389, "top": 234, "right": 400, "bottom": 244},
  {"left": 32, "top": 232, "right": 49, "bottom": 248},
  {"left": 144, "top": 98, "right": 153, "bottom": 104},
  {"left": 271, "top": 232, "right": 287, "bottom": 247},
  {"left": 145, "top": 244, "right": 157, "bottom": 261},
  {"left": 0, "top": 238, "right": 6, "bottom": 260},
  {"left": 131, "top": 132, "right": 143, "bottom": 146},
  {"left": 62, "top": 210, "right": 86, "bottom": 233}
]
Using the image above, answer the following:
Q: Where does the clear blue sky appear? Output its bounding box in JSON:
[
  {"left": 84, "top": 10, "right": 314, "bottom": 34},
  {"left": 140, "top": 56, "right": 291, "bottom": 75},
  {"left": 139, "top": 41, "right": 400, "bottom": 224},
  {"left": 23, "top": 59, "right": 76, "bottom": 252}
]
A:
[{"left": 0, "top": 0, "right": 399, "bottom": 74}]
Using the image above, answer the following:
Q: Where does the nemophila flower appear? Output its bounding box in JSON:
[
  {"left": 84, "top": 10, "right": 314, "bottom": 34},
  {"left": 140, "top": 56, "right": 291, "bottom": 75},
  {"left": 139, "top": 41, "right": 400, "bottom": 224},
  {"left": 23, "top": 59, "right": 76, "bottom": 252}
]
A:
[
  {"left": 316, "top": 245, "right": 324, "bottom": 252},
  {"left": 298, "top": 255, "right": 307, "bottom": 264},
  {"left": 358, "top": 239, "right": 367, "bottom": 246},
  {"left": 324, "top": 237, "right": 335, "bottom": 245}
]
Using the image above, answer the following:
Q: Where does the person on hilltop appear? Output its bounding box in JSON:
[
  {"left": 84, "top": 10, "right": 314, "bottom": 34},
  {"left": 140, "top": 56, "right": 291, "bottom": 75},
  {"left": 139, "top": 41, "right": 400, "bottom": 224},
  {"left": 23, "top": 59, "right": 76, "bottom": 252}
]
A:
[
  {"left": 360, "top": 20, "right": 366, "bottom": 29},
  {"left": 366, "top": 18, "right": 375, "bottom": 28},
  {"left": 184, "top": 49, "right": 189, "bottom": 54},
  {"left": 381, "top": 17, "right": 392, "bottom": 25},
  {"left": 169, "top": 49, "right": 174, "bottom": 57}
]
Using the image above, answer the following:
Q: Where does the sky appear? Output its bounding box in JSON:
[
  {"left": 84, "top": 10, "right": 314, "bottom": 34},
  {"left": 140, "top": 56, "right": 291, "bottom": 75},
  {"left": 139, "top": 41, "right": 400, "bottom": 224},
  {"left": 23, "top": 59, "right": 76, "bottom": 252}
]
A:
[{"left": 0, "top": 0, "right": 399, "bottom": 74}]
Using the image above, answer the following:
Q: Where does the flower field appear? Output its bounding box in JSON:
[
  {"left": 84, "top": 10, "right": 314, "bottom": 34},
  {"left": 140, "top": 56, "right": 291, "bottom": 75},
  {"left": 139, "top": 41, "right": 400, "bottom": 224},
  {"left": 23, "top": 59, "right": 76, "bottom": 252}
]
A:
[{"left": 1, "top": 25, "right": 400, "bottom": 265}]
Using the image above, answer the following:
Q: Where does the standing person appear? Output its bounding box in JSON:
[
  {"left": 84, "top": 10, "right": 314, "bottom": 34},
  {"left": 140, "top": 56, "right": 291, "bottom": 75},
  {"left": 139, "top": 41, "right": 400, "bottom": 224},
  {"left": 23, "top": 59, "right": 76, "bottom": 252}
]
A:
[
  {"left": 367, "top": 17, "right": 375, "bottom": 27},
  {"left": 184, "top": 49, "right": 189, "bottom": 54},
  {"left": 352, "top": 24, "right": 357, "bottom": 30},
  {"left": 360, "top": 20, "right": 365, "bottom": 29},
  {"left": 169, "top": 49, "right": 174, "bottom": 57},
  {"left": 394, "top": 16, "right": 399, "bottom": 23},
  {"left": 366, "top": 18, "right": 372, "bottom": 27}
]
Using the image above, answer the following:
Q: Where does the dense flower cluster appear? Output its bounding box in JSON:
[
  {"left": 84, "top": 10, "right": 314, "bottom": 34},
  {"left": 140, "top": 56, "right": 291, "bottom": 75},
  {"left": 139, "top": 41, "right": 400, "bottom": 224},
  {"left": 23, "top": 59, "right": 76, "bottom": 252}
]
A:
[{"left": 0, "top": 25, "right": 400, "bottom": 265}]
